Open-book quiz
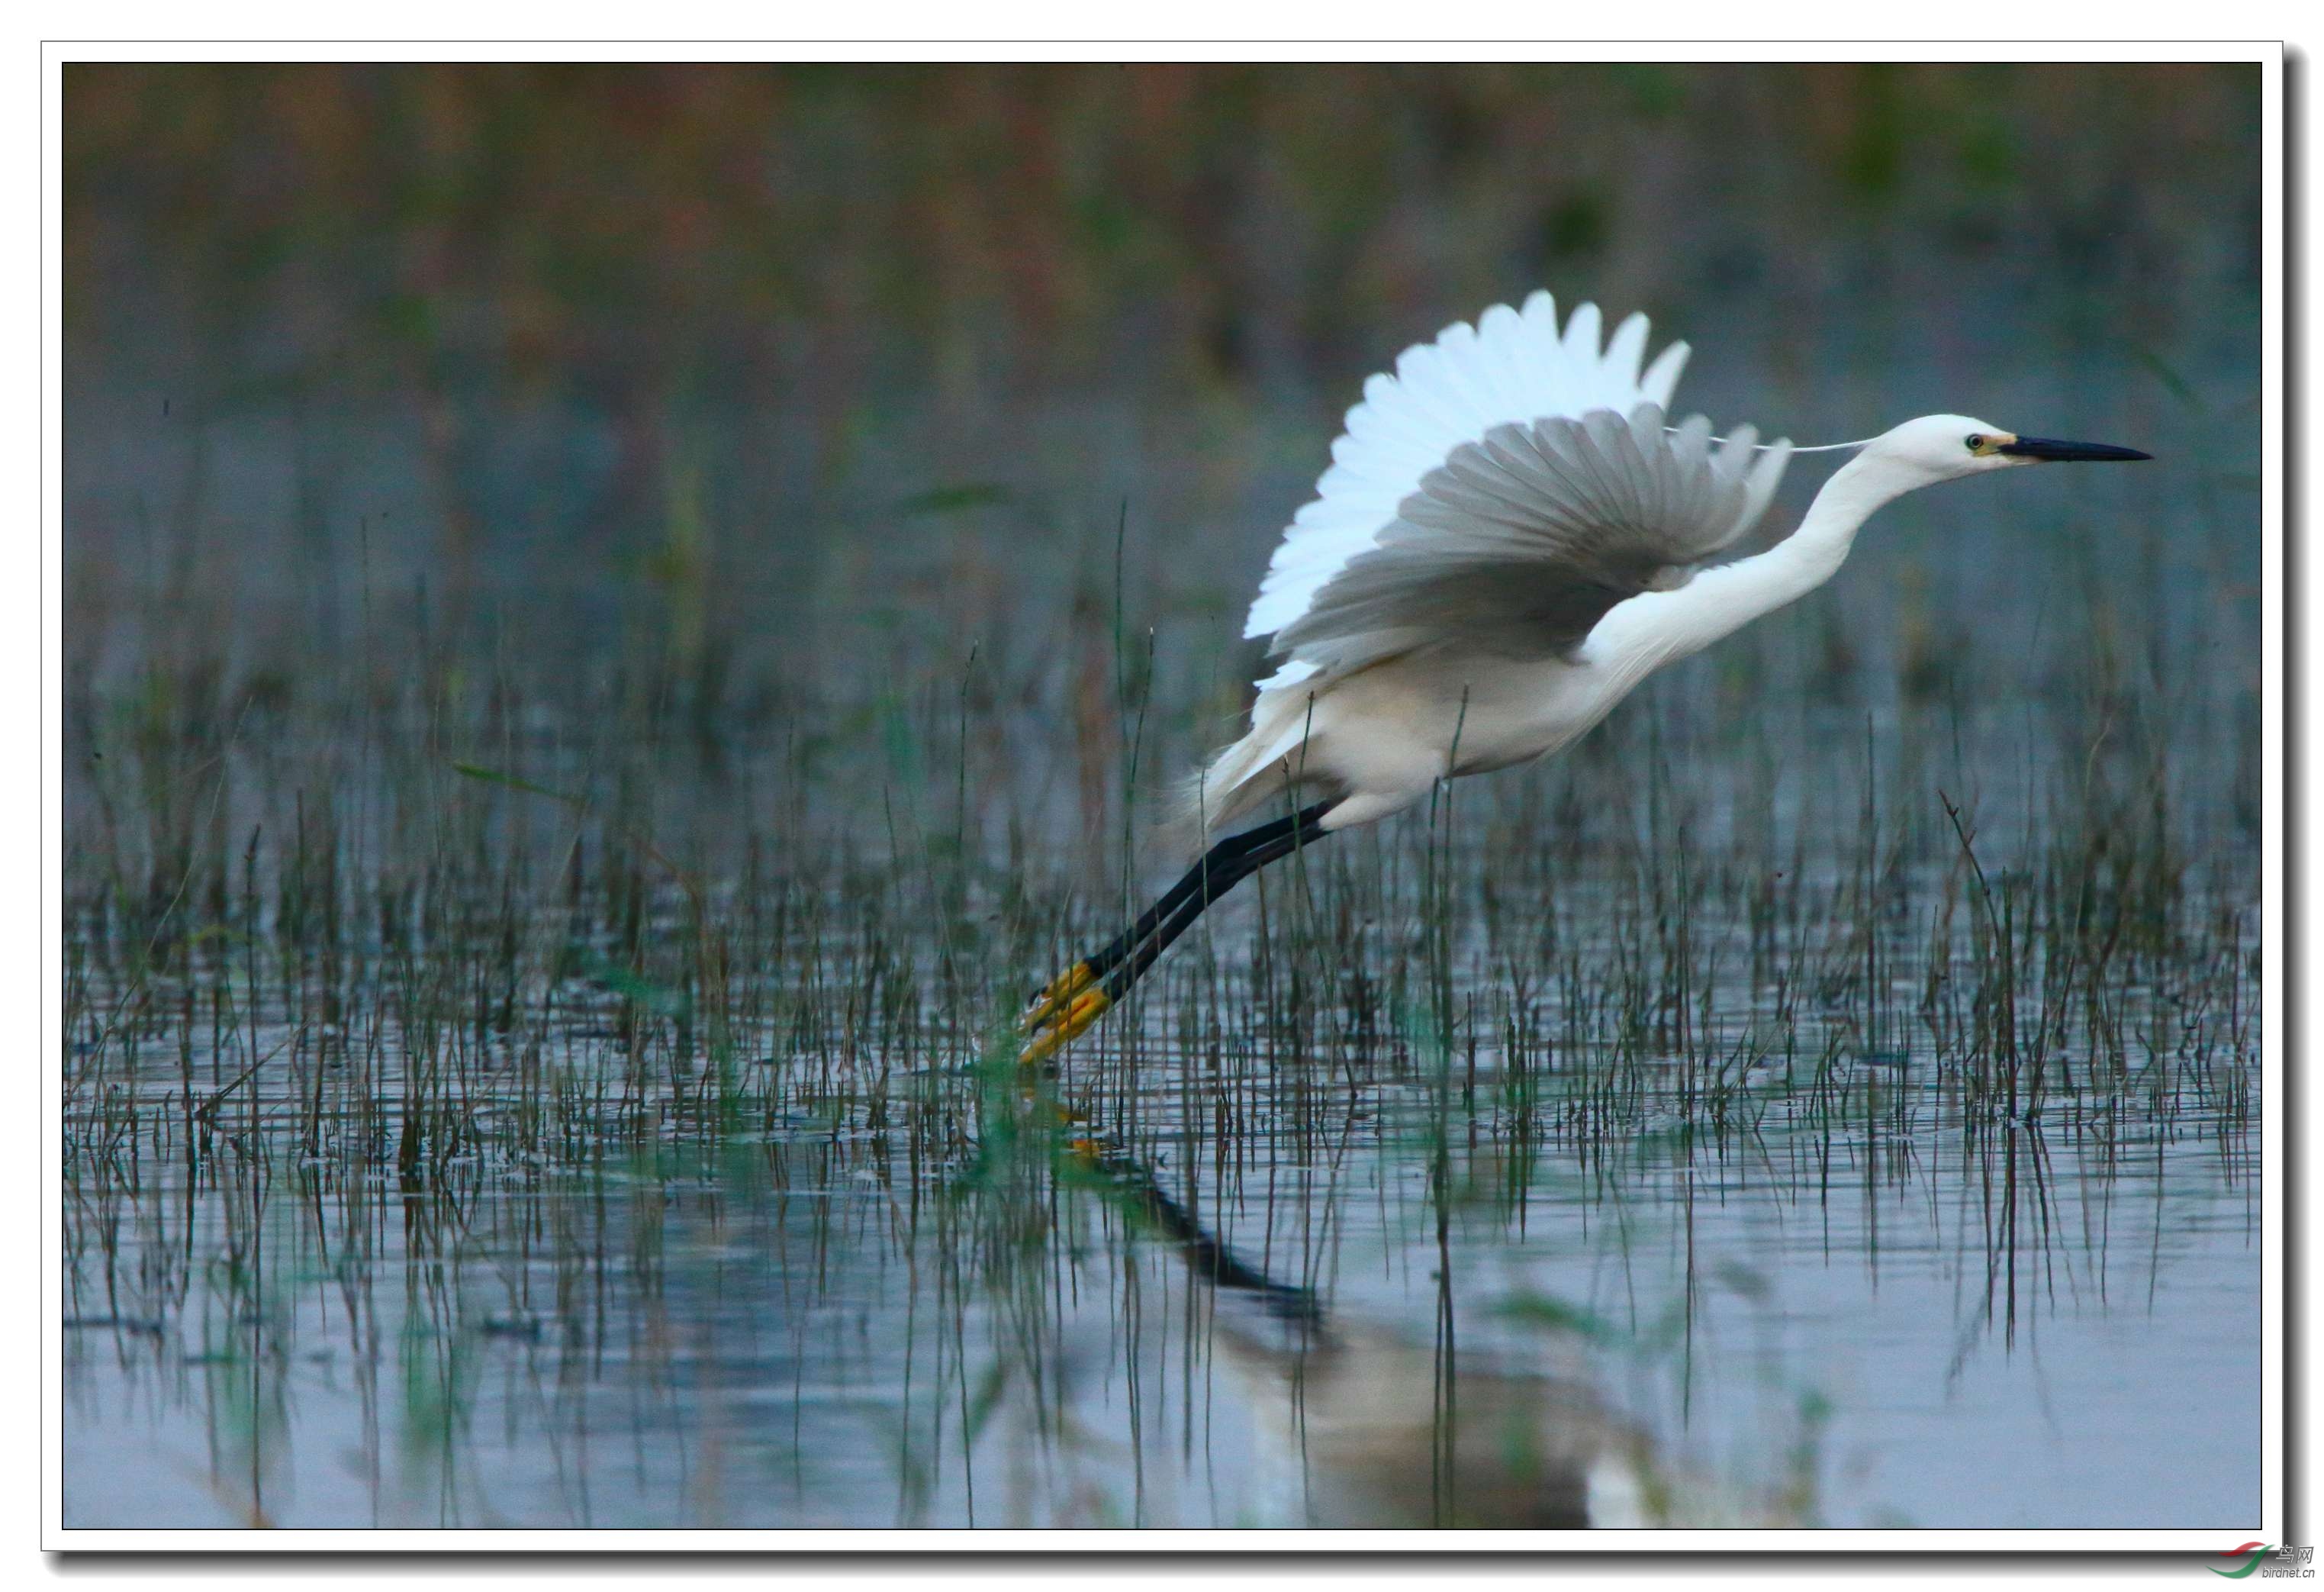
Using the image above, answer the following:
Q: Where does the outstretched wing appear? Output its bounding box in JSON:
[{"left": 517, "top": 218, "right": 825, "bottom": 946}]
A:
[{"left": 1245, "top": 294, "right": 1791, "bottom": 690}]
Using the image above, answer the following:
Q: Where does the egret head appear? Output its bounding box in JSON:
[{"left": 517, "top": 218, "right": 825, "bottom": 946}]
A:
[{"left": 1862, "top": 413, "right": 2152, "bottom": 486}]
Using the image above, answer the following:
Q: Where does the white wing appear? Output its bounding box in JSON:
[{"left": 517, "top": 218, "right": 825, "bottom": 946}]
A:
[{"left": 1244, "top": 293, "right": 1788, "bottom": 690}]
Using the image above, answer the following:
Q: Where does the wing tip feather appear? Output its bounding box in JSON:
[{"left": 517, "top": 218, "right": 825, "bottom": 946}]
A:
[{"left": 1244, "top": 291, "right": 1712, "bottom": 675}]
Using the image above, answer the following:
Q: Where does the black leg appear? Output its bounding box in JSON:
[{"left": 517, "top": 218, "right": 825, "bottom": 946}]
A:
[
  {"left": 1021, "top": 802, "right": 1331, "bottom": 1064},
  {"left": 1099, "top": 826, "right": 1308, "bottom": 1002},
  {"left": 1035, "top": 804, "right": 1326, "bottom": 1000}
]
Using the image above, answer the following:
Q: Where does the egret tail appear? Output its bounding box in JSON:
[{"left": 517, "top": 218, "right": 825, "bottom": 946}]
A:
[{"left": 1020, "top": 802, "right": 1333, "bottom": 1065}]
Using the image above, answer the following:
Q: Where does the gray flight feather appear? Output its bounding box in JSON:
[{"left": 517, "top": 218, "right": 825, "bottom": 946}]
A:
[{"left": 1268, "top": 403, "right": 1792, "bottom": 679}]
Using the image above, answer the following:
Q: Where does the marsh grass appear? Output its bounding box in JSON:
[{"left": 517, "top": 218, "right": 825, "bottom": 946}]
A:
[{"left": 61, "top": 512, "right": 2258, "bottom": 1525}]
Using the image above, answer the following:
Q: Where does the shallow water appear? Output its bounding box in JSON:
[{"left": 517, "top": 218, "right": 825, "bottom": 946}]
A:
[
  {"left": 60, "top": 1072, "right": 2262, "bottom": 1528},
  {"left": 61, "top": 786, "right": 2261, "bottom": 1529}
]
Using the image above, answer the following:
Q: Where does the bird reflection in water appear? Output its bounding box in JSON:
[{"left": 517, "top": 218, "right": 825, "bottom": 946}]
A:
[{"left": 1088, "top": 1145, "right": 1663, "bottom": 1529}]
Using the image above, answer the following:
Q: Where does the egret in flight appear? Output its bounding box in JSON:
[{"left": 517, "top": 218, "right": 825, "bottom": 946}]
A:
[{"left": 1022, "top": 292, "right": 2149, "bottom": 1063}]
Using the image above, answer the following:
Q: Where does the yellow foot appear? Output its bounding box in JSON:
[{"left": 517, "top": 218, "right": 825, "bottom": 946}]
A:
[
  {"left": 1064, "top": 1134, "right": 1112, "bottom": 1171},
  {"left": 1022, "top": 961, "right": 1097, "bottom": 1033},
  {"left": 1019, "top": 986, "right": 1111, "bottom": 1067}
]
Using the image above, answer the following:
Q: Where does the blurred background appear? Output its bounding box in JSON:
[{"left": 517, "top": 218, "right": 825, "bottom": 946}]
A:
[{"left": 63, "top": 60, "right": 2261, "bottom": 873}]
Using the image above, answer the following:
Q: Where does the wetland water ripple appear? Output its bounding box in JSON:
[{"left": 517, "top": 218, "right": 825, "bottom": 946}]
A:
[{"left": 63, "top": 710, "right": 2260, "bottom": 1528}]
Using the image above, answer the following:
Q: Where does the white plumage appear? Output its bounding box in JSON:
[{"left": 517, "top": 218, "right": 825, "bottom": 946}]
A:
[
  {"left": 1020, "top": 287, "right": 2149, "bottom": 1062},
  {"left": 1198, "top": 292, "right": 1799, "bottom": 833},
  {"left": 1244, "top": 292, "right": 1695, "bottom": 659}
]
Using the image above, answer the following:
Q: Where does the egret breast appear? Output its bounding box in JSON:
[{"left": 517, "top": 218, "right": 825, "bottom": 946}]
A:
[{"left": 1305, "top": 649, "right": 1630, "bottom": 829}]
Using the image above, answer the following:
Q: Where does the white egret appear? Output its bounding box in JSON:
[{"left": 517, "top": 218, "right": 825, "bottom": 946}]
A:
[{"left": 1023, "top": 291, "right": 2149, "bottom": 1062}]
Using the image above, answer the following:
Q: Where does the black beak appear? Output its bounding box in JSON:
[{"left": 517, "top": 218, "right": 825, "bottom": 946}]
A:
[{"left": 1995, "top": 436, "right": 2153, "bottom": 462}]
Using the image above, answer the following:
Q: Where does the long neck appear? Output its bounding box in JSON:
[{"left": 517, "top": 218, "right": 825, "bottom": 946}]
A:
[{"left": 1585, "top": 450, "right": 1908, "bottom": 677}]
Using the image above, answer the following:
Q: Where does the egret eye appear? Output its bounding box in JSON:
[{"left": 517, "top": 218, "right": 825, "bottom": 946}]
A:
[{"left": 1965, "top": 433, "right": 1986, "bottom": 453}]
